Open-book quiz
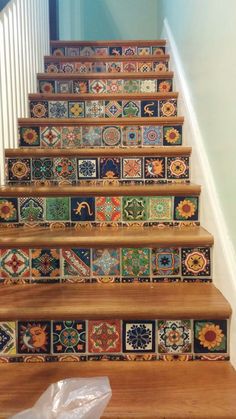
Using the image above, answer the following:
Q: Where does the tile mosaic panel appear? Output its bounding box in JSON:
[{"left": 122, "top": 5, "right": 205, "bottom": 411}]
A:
[{"left": 50, "top": 44, "right": 166, "bottom": 57}]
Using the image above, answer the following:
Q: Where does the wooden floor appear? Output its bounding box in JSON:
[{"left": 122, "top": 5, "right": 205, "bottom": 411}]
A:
[{"left": 0, "top": 362, "right": 236, "bottom": 418}]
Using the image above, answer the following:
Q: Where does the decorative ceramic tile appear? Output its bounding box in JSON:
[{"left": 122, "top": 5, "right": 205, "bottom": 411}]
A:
[
  {"left": 0, "top": 249, "right": 30, "bottom": 278},
  {"left": 109, "top": 46, "right": 122, "bottom": 56},
  {"left": 0, "top": 323, "right": 16, "bottom": 355},
  {"left": 149, "top": 197, "right": 172, "bottom": 221},
  {"left": 61, "top": 127, "right": 82, "bottom": 148},
  {"left": 123, "top": 101, "right": 140, "bottom": 117},
  {"left": 88, "top": 320, "right": 121, "bottom": 353},
  {"left": 123, "top": 80, "right": 140, "bottom": 93},
  {"left": 159, "top": 100, "right": 177, "bottom": 117},
  {"left": 95, "top": 47, "right": 108, "bottom": 56},
  {"left": 54, "top": 157, "right": 76, "bottom": 181},
  {"left": 77, "top": 158, "right": 98, "bottom": 179},
  {"left": 80, "top": 46, "right": 95, "bottom": 56},
  {"left": 194, "top": 320, "right": 227, "bottom": 353},
  {"left": 122, "top": 62, "right": 137, "bottom": 72},
  {"left": 123, "top": 126, "right": 141, "bottom": 146},
  {"left": 41, "top": 127, "right": 62, "bottom": 148},
  {"left": 105, "top": 101, "right": 122, "bottom": 118},
  {"left": 61, "top": 63, "right": 75, "bottom": 73},
  {"left": 0, "top": 198, "right": 18, "bottom": 222},
  {"left": 163, "top": 126, "right": 182, "bottom": 145},
  {"left": 46, "top": 198, "right": 69, "bottom": 221},
  {"left": 174, "top": 197, "right": 198, "bottom": 221},
  {"left": 92, "top": 249, "right": 120, "bottom": 276},
  {"left": 30, "top": 101, "right": 48, "bottom": 118},
  {"left": 48, "top": 101, "right": 68, "bottom": 118},
  {"left": 75, "top": 62, "right": 92, "bottom": 73},
  {"left": 100, "top": 157, "right": 120, "bottom": 179},
  {"left": 107, "top": 62, "right": 121, "bottom": 73},
  {"left": 138, "top": 47, "right": 151, "bottom": 55},
  {"left": 19, "top": 197, "right": 44, "bottom": 222},
  {"left": 68, "top": 101, "right": 85, "bottom": 118},
  {"left": 122, "top": 158, "right": 143, "bottom": 179},
  {"left": 32, "top": 158, "right": 53, "bottom": 181},
  {"left": 123, "top": 197, "right": 148, "bottom": 221},
  {"left": 19, "top": 127, "right": 40, "bottom": 147},
  {"left": 82, "top": 127, "right": 102, "bottom": 147},
  {"left": 122, "top": 248, "right": 150, "bottom": 276},
  {"left": 45, "top": 63, "right": 60, "bottom": 73},
  {"left": 106, "top": 79, "right": 123, "bottom": 93},
  {"left": 53, "top": 321, "right": 86, "bottom": 353},
  {"left": 157, "top": 80, "right": 172, "bottom": 93},
  {"left": 91, "top": 62, "right": 106, "bottom": 73},
  {"left": 66, "top": 47, "right": 80, "bottom": 56},
  {"left": 182, "top": 248, "right": 211, "bottom": 276},
  {"left": 167, "top": 157, "right": 189, "bottom": 179},
  {"left": 7, "top": 158, "right": 31, "bottom": 181},
  {"left": 158, "top": 320, "right": 191, "bottom": 353},
  {"left": 62, "top": 249, "right": 90, "bottom": 277},
  {"left": 102, "top": 126, "right": 121, "bottom": 146},
  {"left": 96, "top": 197, "right": 121, "bottom": 222},
  {"left": 71, "top": 197, "right": 95, "bottom": 221},
  {"left": 56, "top": 80, "right": 73, "bottom": 94},
  {"left": 89, "top": 80, "right": 106, "bottom": 94},
  {"left": 122, "top": 320, "right": 155, "bottom": 352},
  {"left": 85, "top": 100, "right": 104, "bottom": 118},
  {"left": 73, "top": 80, "right": 89, "bottom": 94},
  {"left": 138, "top": 62, "right": 152, "bottom": 72},
  {"left": 52, "top": 47, "right": 65, "bottom": 56},
  {"left": 154, "top": 62, "right": 168, "bottom": 72},
  {"left": 141, "top": 100, "right": 158, "bottom": 117},
  {"left": 31, "top": 249, "right": 60, "bottom": 278},
  {"left": 152, "top": 46, "right": 165, "bottom": 55},
  {"left": 144, "top": 157, "right": 165, "bottom": 179},
  {"left": 152, "top": 248, "right": 180, "bottom": 275},
  {"left": 17, "top": 321, "right": 51, "bottom": 354},
  {"left": 140, "top": 80, "right": 156, "bottom": 93},
  {"left": 122, "top": 46, "right": 137, "bottom": 55},
  {"left": 142, "top": 126, "right": 163, "bottom": 146}
]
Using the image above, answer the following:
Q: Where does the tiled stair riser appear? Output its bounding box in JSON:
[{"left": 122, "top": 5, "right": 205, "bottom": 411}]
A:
[
  {"left": 5, "top": 155, "right": 190, "bottom": 185},
  {"left": 29, "top": 99, "right": 177, "bottom": 119},
  {"left": 38, "top": 78, "right": 173, "bottom": 94},
  {"left": 0, "top": 246, "right": 211, "bottom": 285},
  {"left": 0, "top": 318, "right": 229, "bottom": 362},
  {"left": 18, "top": 124, "right": 183, "bottom": 148},
  {"left": 0, "top": 195, "right": 199, "bottom": 227},
  {"left": 51, "top": 45, "right": 166, "bottom": 57}
]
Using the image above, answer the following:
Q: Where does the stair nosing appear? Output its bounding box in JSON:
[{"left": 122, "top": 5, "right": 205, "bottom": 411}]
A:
[
  {"left": 37, "top": 71, "right": 174, "bottom": 80},
  {"left": 44, "top": 54, "right": 170, "bottom": 62}
]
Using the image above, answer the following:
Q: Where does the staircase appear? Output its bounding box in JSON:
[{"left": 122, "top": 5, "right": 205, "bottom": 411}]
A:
[{"left": 0, "top": 39, "right": 236, "bottom": 418}]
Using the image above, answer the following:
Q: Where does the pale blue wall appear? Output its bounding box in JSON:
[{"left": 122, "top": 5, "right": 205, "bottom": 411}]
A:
[{"left": 59, "top": 0, "right": 162, "bottom": 40}]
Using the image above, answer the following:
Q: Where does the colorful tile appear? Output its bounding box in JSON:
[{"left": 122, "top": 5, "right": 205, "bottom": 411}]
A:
[
  {"left": 174, "top": 197, "right": 199, "bottom": 221},
  {"left": 100, "top": 157, "right": 120, "bottom": 179},
  {"left": 167, "top": 157, "right": 189, "bottom": 179},
  {"left": 19, "top": 197, "right": 44, "bottom": 222},
  {"left": 89, "top": 79, "right": 106, "bottom": 94},
  {"left": 95, "top": 47, "right": 108, "bottom": 56},
  {"left": 149, "top": 197, "right": 172, "bottom": 221},
  {"left": 7, "top": 158, "right": 31, "bottom": 181},
  {"left": 194, "top": 320, "right": 227, "bottom": 353},
  {"left": 159, "top": 100, "right": 177, "bottom": 117},
  {"left": 105, "top": 101, "right": 122, "bottom": 118},
  {"left": 82, "top": 127, "right": 102, "bottom": 146},
  {"left": 154, "top": 61, "right": 168, "bottom": 72},
  {"left": 52, "top": 47, "right": 65, "bottom": 56},
  {"left": 85, "top": 100, "right": 105, "bottom": 118},
  {"left": 62, "top": 249, "right": 90, "bottom": 277},
  {"left": 0, "top": 198, "right": 18, "bottom": 222},
  {"left": 163, "top": 126, "right": 182, "bottom": 146},
  {"left": 141, "top": 100, "right": 158, "bottom": 117},
  {"left": 45, "top": 62, "right": 60, "bottom": 72},
  {"left": 88, "top": 320, "right": 121, "bottom": 353},
  {"left": 142, "top": 126, "right": 163, "bottom": 146},
  {"left": 152, "top": 248, "right": 180, "bottom": 275},
  {"left": 144, "top": 157, "right": 165, "bottom": 179},
  {"left": 67, "top": 47, "right": 80, "bottom": 56},
  {"left": 140, "top": 80, "right": 156, "bottom": 93},
  {"left": 123, "top": 197, "right": 148, "bottom": 221},
  {"left": 138, "top": 47, "right": 151, "bottom": 55},
  {"left": 19, "top": 127, "right": 40, "bottom": 147},
  {"left": 75, "top": 62, "right": 92, "bottom": 73},
  {"left": 123, "top": 80, "right": 139, "bottom": 93},
  {"left": 17, "top": 321, "right": 51, "bottom": 354},
  {"left": 122, "top": 158, "right": 143, "bottom": 179},
  {"left": 49, "top": 101, "right": 68, "bottom": 118},
  {"left": 96, "top": 197, "right": 121, "bottom": 222},
  {"left": 0, "top": 322, "right": 16, "bottom": 355},
  {"left": 53, "top": 321, "right": 86, "bottom": 353},
  {"left": 122, "top": 46, "right": 137, "bottom": 56},
  {"left": 41, "top": 127, "right": 62, "bottom": 148},
  {"left": 157, "top": 80, "right": 172, "bottom": 93},
  {"left": 182, "top": 247, "right": 211, "bottom": 276},
  {"left": 61, "top": 63, "right": 75, "bottom": 73},
  {"left": 77, "top": 158, "right": 98, "bottom": 179},
  {"left": 123, "top": 126, "right": 141, "bottom": 146},
  {"left": 68, "top": 101, "right": 85, "bottom": 118},
  {"left": 73, "top": 80, "right": 89, "bottom": 94},
  {"left": 152, "top": 46, "right": 165, "bottom": 55},
  {"left": 92, "top": 249, "right": 120, "bottom": 276},
  {"left": 30, "top": 101, "right": 48, "bottom": 118},
  {"left": 80, "top": 46, "right": 95, "bottom": 56},
  {"left": 138, "top": 62, "right": 153, "bottom": 72},
  {"left": 61, "top": 127, "right": 82, "bottom": 148},
  {"left": 0, "top": 249, "right": 30, "bottom": 278},
  {"left": 31, "top": 249, "right": 60, "bottom": 277},
  {"left": 122, "top": 248, "right": 150, "bottom": 276},
  {"left": 158, "top": 320, "right": 191, "bottom": 353},
  {"left": 71, "top": 197, "right": 95, "bottom": 221},
  {"left": 106, "top": 79, "right": 123, "bottom": 93},
  {"left": 91, "top": 62, "right": 106, "bottom": 73},
  {"left": 107, "top": 62, "right": 121, "bottom": 73},
  {"left": 122, "top": 320, "right": 155, "bottom": 352},
  {"left": 56, "top": 80, "right": 73, "bottom": 94},
  {"left": 54, "top": 158, "right": 76, "bottom": 181},
  {"left": 123, "top": 100, "right": 140, "bottom": 117},
  {"left": 122, "top": 62, "right": 137, "bottom": 72},
  {"left": 102, "top": 126, "right": 121, "bottom": 146},
  {"left": 32, "top": 158, "right": 53, "bottom": 181},
  {"left": 109, "top": 46, "right": 122, "bottom": 56},
  {"left": 46, "top": 198, "right": 69, "bottom": 221}
]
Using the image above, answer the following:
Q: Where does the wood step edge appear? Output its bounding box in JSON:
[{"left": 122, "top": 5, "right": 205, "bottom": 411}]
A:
[
  {"left": 0, "top": 283, "right": 231, "bottom": 321},
  {"left": 50, "top": 39, "right": 167, "bottom": 46},
  {"left": 29, "top": 92, "right": 178, "bottom": 100},
  {"left": 0, "top": 226, "right": 214, "bottom": 248},
  {"left": 37, "top": 71, "right": 174, "bottom": 80},
  {"left": 0, "top": 183, "right": 201, "bottom": 197},
  {"left": 44, "top": 54, "right": 170, "bottom": 62}
]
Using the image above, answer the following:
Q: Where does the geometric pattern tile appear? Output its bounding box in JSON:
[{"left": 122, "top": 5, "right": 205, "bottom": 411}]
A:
[
  {"left": 0, "top": 322, "right": 16, "bottom": 355},
  {"left": 181, "top": 247, "right": 211, "bottom": 277},
  {"left": 92, "top": 249, "right": 120, "bottom": 276},
  {"left": 62, "top": 249, "right": 90, "bottom": 277},
  {"left": 88, "top": 320, "right": 121, "bottom": 353},
  {"left": 0, "top": 249, "right": 30, "bottom": 278},
  {"left": 152, "top": 248, "right": 180, "bottom": 276},
  {"left": 53, "top": 320, "right": 86, "bottom": 353},
  {"left": 31, "top": 249, "right": 60, "bottom": 278},
  {"left": 122, "top": 248, "right": 150, "bottom": 276},
  {"left": 122, "top": 320, "right": 156, "bottom": 352},
  {"left": 158, "top": 320, "right": 191, "bottom": 353}
]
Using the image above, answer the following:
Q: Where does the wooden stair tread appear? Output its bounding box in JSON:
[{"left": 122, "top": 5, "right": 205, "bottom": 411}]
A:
[
  {"left": 0, "top": 361, "right": 236, "bottom": 418},
  {"left": 50, "top": 39, "right": 167, "bottom": 46},
  {"left": 0, "top": 283, "right": 231, "bottom": 320},
  {"left": 0, "top": 183, "right": 201, "bottom": 197},
  {"left": 29, "top": 91, "right": 178, "bottom": 100},
  {"left": 37, "top": 71, "right": 173, "bottom": 80},
  {"left": 0, "top": 226, "right": 213, "bottom": 248},
  {"left": 44, "top": 54, "right": 170, "bottom": 62}
]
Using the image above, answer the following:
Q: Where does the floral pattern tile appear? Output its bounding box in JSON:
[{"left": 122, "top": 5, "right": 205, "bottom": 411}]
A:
[
  {"left": 123, "top": 80, "right": 139, "bottom": 93},
  {"left": 159, "top": 100, "right": 177, "bottom": 117},
  {"left": 122, "top": 321, "right": 155, "bottom": 352},
  {"left": 174, "top": 197, "right": 199, "bottom": 221},
  {"left": 149, "top": 197, "right": 172, "bottom": 221},
  {"left": 194, "top": 320, "right": 227, "bottom": 353},
  {"left": 163, "top": 126, "right": 182, "bottom": 146},
  {"left": 31, "top": 249, "right": 60, "bottom": 278},
  {"left": 0, "top": 249, "right": 30, "bottom": 278},
  {"left": 85, "top": 101, "right": 104, "bottom": 118},
  {"left": 152, "top": 248, "right": 180, "bottom": 276},
  {"left": 88, "top": 320, "right": 121, "bottom": 353},
  {"left": 92, "top": 249, "right": 120, "bottom": 276},
  {"left": 61, "top": 127, "right": 82, "bottom": 148},
  {"left": 96, "top": 197, "right": 121, "bottom": 222},
  {"left": 123, "top": 126, "right": 141, "bottom": 146},
  {"left": 32, "top": 158, "right": 53, "bottom": 181},
  {"left": 41, "top": 127, "right": 62, "bottom": 148},
  {"left": 77, "top": 158, "right": 98, "bottom": 179},
  {"left": 82, "top": 127, "right": 102, "bottom": 147},
  {"left": 68, "top": 101, "right": 85, "bottom": 118},
  {"left": 102, "top": 126, "right": 121, "bottom": 146},
  {"left": 54, "top": 158, "right": 76, "bottom": 181},
  {"left": 105, "top": 101, "right": 122, "bottom": 118},
  {"left": 140, "top": 80, "right": 156, "bottom": 93},
  {"left": 122, "top": 248, "right": 150, "bottom": 276},
  {"left": 158, "top": 320, "right": 191, "bottom": 353},
  {"left": 7, "top": 159, "right": 31, "bottom": 181},
  {"left": 182, "top": 247, "right": 211, "bottom": 277},
  {"left": 30, "top": 101, "right": 48, "bottom": 118},
  {"left": 19, "top": 127, "right": 40, "bottom": 147},
  {"left": 89, "top": 80, "right": 106, "bottom": 94},
  {"left": 53, "top": 321, "right": 86, "bottom": 353},
  {"left": 123, "top": 197, "right": 148, "bottom": 221},
  {"left": 0, "top": 198, "right": 18, "bottom": 222},
  {"left": 122, "top": 158, "right": 143, "bottom": 179},
  {"left": 142, "top": 126, "right": 163, "bottom": 146},
  {"left": 48, "top": 101, "right": 68, "bottom": 118},
  {"left": 106, "top": 79, "right": 123, "bottom": 93}
]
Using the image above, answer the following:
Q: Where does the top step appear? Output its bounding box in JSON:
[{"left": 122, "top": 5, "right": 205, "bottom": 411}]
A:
[{"left": 50, "top": 40, "right": 167, "bottom": 57}]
